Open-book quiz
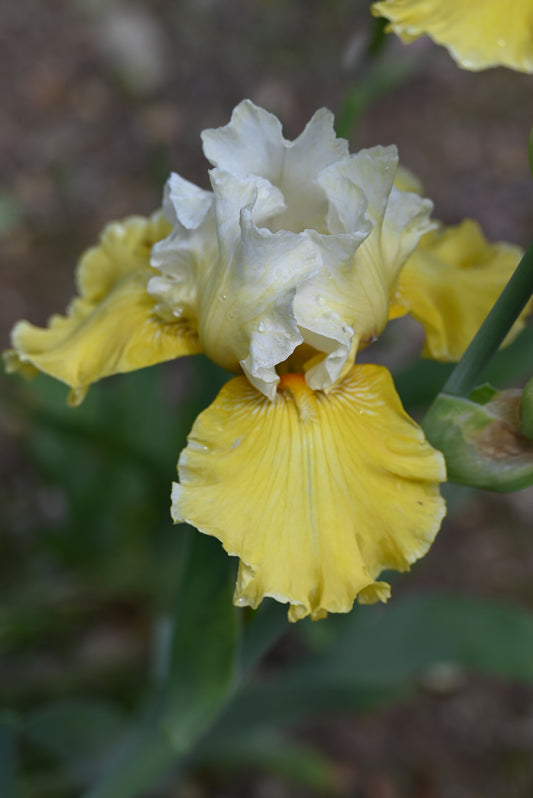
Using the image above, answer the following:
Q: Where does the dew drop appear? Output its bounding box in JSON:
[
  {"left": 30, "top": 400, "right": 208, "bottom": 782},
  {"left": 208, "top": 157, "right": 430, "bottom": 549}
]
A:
[
  {"left": 497, "top": 38, "right": 507, "bottom": 47},
  {"left": 316, "top": 294, "right": 326, "bottom": 306},
  {"left": 172, "top": 308, "right": 183, "bottom": 318},
  {"left": 227, "top": 311, "right": 235, "bottom": 320},
  {"left": 258, "top": 321, "right": 265, "bottom": 332},
  {"left": 219, "top": 293, "right": 228, "bottom": 302}
]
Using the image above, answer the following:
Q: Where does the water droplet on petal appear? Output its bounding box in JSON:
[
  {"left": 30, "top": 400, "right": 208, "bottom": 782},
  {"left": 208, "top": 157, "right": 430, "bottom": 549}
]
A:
[
  {"left": 172, "top": 308, "right": 183, "bottom": 318},
  {"left": 219, "top": 293, "right": 228, "bottom": 302},
  {"left": 258, "top": 321, "right": 265, "bottom": 332},
  {"left": 498, "top": 38, "right": 507, "bottom": 47},
  {"left": 227, "top": 311, "right": 234, "bottom": 320},
  {"left": 316, "top": 294, "right": 326, "bottom": 306}
]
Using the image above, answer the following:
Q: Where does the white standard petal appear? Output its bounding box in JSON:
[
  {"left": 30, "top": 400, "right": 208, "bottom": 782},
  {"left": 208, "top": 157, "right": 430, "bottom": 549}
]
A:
[
  {"left": 149, "top": 173, "right": 217, "bottom": 324},
  {"left": 202, "top": 100, "right": 351, "bottom": 235},
  {"left": 199, "top": 207, "right": 321, "bottom": 399},
  {"left": 294, "top": 146, "right": 435, "bottom": 389},
  {"left": 209, "top": 168, "right": 286, "bottom": 261},
  {"left": 162, "top": 171, "right": 214, "bottom": 231},
  {"left": 201, "top": 100, "right": 285, "bottom": 183}
]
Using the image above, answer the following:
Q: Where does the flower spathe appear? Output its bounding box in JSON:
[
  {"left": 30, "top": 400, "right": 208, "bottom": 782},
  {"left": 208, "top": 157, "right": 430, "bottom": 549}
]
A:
[
  {"left": 371, "top": 0, "right": 533, "bottom": 73},
  {"left": 7, "top": 99, "right": 522, "bottom": 620}
]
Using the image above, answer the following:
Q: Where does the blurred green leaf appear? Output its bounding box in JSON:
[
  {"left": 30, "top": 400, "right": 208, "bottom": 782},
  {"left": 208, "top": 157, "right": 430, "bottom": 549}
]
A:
[
  {"left": 336, "top": 51, "right": 422, "bottom": 139},
  {"left": 84, "top": 533, "right": 240, "bottom": 798},
  {"left": 204, "top": 594, "right": 533, "bottom": 748},
  {"left": 24, "top": 699, "right": 129, "bottom": 769},
  {"left": 84, "top": 726, "right": 179, "bottom": 798},
  {"left": 0, "top": 192, "right": 22, "bottom": 237},
  {"left": 240, "top": 600, "right": 288, "bottom": 677},
  {"left": 0, "top": 713, "right": 18, "bottom": 798},
  {"left": 196, "top": 729, "right": 339, "bottom": 793},
  {"left": 163, "top": 531, "right": 240, "bottom": 752},
  {"left": 312, "top": 594, "right": 533, "bottom": 684},
  {"left": 210, "top": 677, "right": 405, "bottom": 739}
]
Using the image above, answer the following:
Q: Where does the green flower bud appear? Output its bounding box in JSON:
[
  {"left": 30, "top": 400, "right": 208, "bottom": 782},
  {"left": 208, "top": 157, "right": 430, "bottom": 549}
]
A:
[
  {"left": 521, "top": 375, "right": 533, "bottom": 440},
  {"left": 423, "top": 384, "right": 533, "bottom": 492}
]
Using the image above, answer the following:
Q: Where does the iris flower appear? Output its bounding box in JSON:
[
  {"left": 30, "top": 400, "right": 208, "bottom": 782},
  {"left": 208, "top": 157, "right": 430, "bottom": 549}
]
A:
[
  {"left": 5, "top": 101, "right": 526, "bottom": 620},
  {"left": 372, "top": 0, "right": 533, "bottom": 73}
]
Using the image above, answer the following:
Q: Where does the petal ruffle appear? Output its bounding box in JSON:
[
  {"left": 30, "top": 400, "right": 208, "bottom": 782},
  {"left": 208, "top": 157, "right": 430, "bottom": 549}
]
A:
[
  {"left": 392, "top": 220, "right": 526, "bottom": 361},
  {"left": 202, "top": 100, "right": 349, "bottom": 235},
  {"left": 371, "top": 0, "right": 533, "bottom": 73},
  {"left": 148, "top": 173, "right": 218, "bottom": 324},
  {"left": 6, "top": 214, "right": 201, "bottom": 404},
  {"left": 172, "top": 365, "right": 446, "bottom": 621},
  {"left": 295, "top": 146, "right": 434, "bottom": 388},
  {"left": 202, "top": 204, "right": 321, "bottom": 399}
]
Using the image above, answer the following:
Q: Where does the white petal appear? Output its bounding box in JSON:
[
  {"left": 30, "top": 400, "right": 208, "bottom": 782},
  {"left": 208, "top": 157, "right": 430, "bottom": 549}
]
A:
[
  {"left": 209, "top": 168, "right": 286, "bottom": 260},
  {"left": 149, "top": 173, "right": 217, "bottom": 323},
  {"left": 199, "top": 212, "right": 321, "bottom": 395},
  {"left": 286, "top": 108, "right": 350, "bottom": 180},
  {"left": 295, "top": 147, "right": 435, "bottom": 389},
  {"left": 162, "top": 172, "right": 214, "bottom": 231},
  {"left": 381, "top": 185, "right": 436, "bottom": 273},
  {"left": 201, "top": 100, "right": 284, "bottom": 182}
]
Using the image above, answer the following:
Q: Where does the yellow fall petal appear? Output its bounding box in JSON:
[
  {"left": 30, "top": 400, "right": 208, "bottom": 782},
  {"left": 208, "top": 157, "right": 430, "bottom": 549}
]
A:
[
  {"left": 6, "top": 214, "right": 201, "bottom": 403},
  {"left": 173, "top": 365, "right": 446, "bottom": 621},
  {"left": 372, "top": 0, "right": 533, "bottom": 73},
  {"left": 392, "top": 220, "right": 526, "bottom": 361}
]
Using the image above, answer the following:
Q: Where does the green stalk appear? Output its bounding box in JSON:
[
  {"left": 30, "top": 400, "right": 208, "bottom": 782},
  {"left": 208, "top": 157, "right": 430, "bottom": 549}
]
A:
[{"left": 439, "top": 240, "right": 533, "bottom": 399}]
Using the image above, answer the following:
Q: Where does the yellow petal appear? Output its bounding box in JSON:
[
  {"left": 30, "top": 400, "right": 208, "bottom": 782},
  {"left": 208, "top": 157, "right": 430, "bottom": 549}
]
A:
[
  {"left": 392, "top": 220, "right": 526, "bottom": 361},
  {"left": 6, "top": 214, "right": 201, "bottom": 402},
  {"left": 394, "top": 164, "right": 424, "bottom": 195},
  {"left": 372, "top": 0, "right": 533, "bottom": 73},
  {"left": 173, "top": 365, "right": 446, "bottom": 621}
]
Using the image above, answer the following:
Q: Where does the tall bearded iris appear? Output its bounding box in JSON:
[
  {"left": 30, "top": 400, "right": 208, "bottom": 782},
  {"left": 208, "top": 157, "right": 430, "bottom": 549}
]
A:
[
  {"left": 6, "top": 101, "right": 525, "bottom": 621},
  {"left": 372, "top": 0, "right": 533, "bottom": 73}
]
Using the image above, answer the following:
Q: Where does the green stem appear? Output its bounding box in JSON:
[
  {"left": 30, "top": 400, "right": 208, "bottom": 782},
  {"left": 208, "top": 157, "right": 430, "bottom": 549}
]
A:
[{"left": 439, "top": 240, "right": 533, "bottom": 399}]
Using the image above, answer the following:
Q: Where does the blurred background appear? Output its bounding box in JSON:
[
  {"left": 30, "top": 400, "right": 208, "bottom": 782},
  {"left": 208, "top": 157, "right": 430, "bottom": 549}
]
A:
[{"left": 2, "top": 1, "right": 533, "bottom": 796}]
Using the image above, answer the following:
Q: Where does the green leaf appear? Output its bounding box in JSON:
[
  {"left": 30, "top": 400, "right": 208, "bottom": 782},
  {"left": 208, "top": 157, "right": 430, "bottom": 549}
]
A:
[
  {"left": 85, "top": 532, "right": 240, "bottom": 798},
  {"left": 162, "top": 530, "right": 240, "bottom": 753},
  {"left": 84, "top": 726, "right": 179, "bottom": 798},
  {"left": 317, "top": 595, "right": 533, "bottom": 684},
  {"left": 240, "top": 600, "right": 288, "bottom": 677},
  {"left": 207, "top": 594, "right": 533, "bottom": 745},
  {"left": 24, "top": 700, "right": 129, "bottom": 768},
  {"left": 210, "top": 677, "right": 405, "bottom": 738},
  {"left": 0, "top": 713, "right": 18, "bottom": 798},
  {"left": 196, "top": 729, "right": 338, "bottom": 792}
]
